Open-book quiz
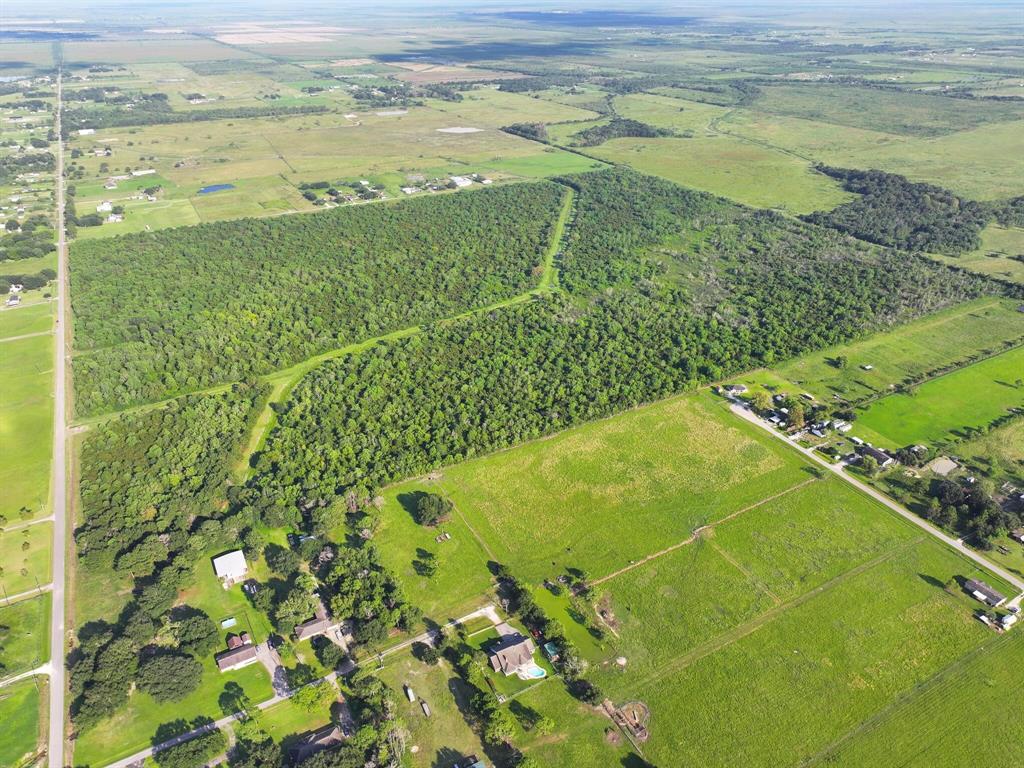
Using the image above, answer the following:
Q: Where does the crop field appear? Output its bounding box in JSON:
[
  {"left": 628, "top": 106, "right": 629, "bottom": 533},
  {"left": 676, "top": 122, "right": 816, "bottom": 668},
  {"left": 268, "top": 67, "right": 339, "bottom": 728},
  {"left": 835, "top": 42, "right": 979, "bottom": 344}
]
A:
[
  {"left": 62, "top": 37, "right": 256, "bottom": 64},
  {"left": 436, "top": 393, "right": 810, "bottom": 584},
  {"left": 0, "top": 677, "right": 43, "bottom": 767},
  {"left": 0, "top": 594, "right": 50, "bottom": 675},
  {"left": 0, "top": 324, "right": 54, "bottom": 524},
  {"left": 728, "top": 298, "right": 1024, "bottom": 405},
  {"left": 853, "top": 345, "right": 1024, "bottom": 447},
  {"left": 821, "top": 631, "right": 1024, "bottom": 767},
  {"left": 590, "top": 134, "right": 851, "bottom": 213}
]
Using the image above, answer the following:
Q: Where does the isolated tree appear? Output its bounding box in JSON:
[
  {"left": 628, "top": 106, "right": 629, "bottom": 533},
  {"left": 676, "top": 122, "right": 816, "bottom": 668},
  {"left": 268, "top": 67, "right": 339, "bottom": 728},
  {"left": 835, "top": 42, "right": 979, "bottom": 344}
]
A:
[
  {"left": 484, "top": 707, "right": 517, "bottom": 745},
  {"left": 137, "top": 653, "right": 203, "bottom": 702},
  {"left": 292, "top": 680, "right": 336, "bottom": 712},
  {"left": 172, "top": 610, "right": 219, "bottom": 656},
  {"left": 861, "top": 455, "right": 879, "bottom": 477},
  {"left": 415, "top": 493, "right": 453, "bottom": 527},
  {"left": 750, "top": 389, "right": 772, "bottom": 413}
]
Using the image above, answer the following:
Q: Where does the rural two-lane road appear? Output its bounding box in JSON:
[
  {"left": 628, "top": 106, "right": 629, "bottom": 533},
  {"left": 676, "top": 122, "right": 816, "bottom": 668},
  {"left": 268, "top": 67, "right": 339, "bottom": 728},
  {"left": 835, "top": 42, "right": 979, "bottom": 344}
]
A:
[
  {"left": 49, "top": 70, "right": 69, "bottom": 768},
  {"left": 729, "top": 402, "right": 1024, "bottom": 595}
]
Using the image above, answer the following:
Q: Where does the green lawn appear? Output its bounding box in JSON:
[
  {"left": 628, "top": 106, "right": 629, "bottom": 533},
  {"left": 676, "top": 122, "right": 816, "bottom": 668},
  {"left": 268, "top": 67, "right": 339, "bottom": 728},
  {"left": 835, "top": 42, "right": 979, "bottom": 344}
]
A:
[
  {"left": 0, "top": 594, "right": 50, "bottom": 675},
  {"left": 0, "top": 677, "right": 43, "bottom": 767},
  {"left": 931, "top": 224, "right": 1024, "bottom": 285},
  {"left": 438, "top": 392, "right": 810, "bottom": 584},
  {"left": 259, "top": 695, "right": 332, "bottom": 743},
  {"left": 0, "top": 522, "right": 52, "bottom": 598},
  {"left": 726, "top": 297, "right": 1024, "bottom": 405},
  {"left": 0, "top": 302, "right": 53, "bottom": 339},
  {"left": 0, "top": 332, "right": 53, "bottom": 524},
  {"left": 377, "top": 650, "right": 490, "bottom": 768},
  {"left": 360, "top": 482, "right": 495, "bottom": 626},
  {"left": 72, "top": 653, "right": 272, "bottom": 767},
  {"left": 854, "top": 345, "right": 1024, "bottom": 447}
]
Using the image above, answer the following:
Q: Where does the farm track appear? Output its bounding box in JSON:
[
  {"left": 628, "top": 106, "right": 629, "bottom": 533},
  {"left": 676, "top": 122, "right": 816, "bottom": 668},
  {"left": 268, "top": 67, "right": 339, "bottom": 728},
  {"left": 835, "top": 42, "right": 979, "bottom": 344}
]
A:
[
  {"left": 625, "top": 535, "right": 926, "bottom": 695},
  {"left": 590, "top": 477, "right": 817, "bottom": 587}
]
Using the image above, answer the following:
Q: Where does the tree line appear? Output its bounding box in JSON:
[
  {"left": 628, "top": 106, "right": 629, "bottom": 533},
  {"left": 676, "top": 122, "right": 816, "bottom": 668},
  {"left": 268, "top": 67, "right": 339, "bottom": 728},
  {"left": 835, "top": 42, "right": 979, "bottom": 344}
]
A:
[{"left": 60, "top": 104, "right": 328, "bottom": 135}]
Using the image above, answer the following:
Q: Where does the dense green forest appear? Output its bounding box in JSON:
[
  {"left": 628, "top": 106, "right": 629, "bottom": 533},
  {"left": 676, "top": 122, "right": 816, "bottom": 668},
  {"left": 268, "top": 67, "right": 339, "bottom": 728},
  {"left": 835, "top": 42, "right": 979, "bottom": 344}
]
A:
[
  {"left": 572, "top": 117, "right": 671, "bottom": 146},
  {"left": 70, "top": 182, "right": 564, "bottom": 415},
  {"left": 244, "top": 169, "right": 993, "bottom": 514},
  {"left": 76, "top": 385, "right": 267, "bottom": 570},
  {"left": 804, "top": 167, "right": 990, "bottom": 255}
]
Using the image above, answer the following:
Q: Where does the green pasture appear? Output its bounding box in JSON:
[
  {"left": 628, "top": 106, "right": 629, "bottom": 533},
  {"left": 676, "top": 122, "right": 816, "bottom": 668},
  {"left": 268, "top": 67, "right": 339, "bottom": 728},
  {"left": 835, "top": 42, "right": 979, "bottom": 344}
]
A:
[
  {"left": 438, "top": 392, "right": 810, "bottom": 584},
  {"left": 0, "top": 301, "right": 52, "bottom": 340},
  {"left": 956, "top": 417, "right": 1024, "bottom": 487},
  {"left": 853, "top": 345, "right": 1024, "bottom": 447},
  {"left": 722, "top": 110, "right": 1024, "bottom": 201},
  {"left": 627, "top": 538, "right": 1003, "bottom": 767},
  {"left": 0, "top": 332, "right": 53, "bottom": 524},
  {"left": 377, "top": 650, "right": 490, "bottom": 768},
  {"left": 0, "top": 677, "right": 43, "bottom": 767},
  {"left": 612, "top": 92, "right": 730, "bottom": 134},
  {"left": 73, "top": 650, "right": 272, "bottom": 767},
  {"left": 823, "top": 631, "right": 1024, "bottom": 767},
  {"left": 0, "top": 522, "right": 52, "bottom": 598},
  {"left": 0, "top": 593, "right": 50, "bottom": 675},
  {"left": 426, "top": 87, "right": 602, "bottom": 126},
  {"left": 752, "top": 83, "right": 1024, "bottom": 137},
  {"left": 590, "top": 135, "right": 851, "bottom": 214},
  {"left": 355, "top": 482, "right": 495, "bottom": 625},
  {"left": 728, "top": 297, "right": 1024, "bottom": 404},
  {"left": 931, "top": 224, "right": 1024, "bottom": 285},
  {"left": 62, "top": 37, "right": 257, "bottom": 65}
]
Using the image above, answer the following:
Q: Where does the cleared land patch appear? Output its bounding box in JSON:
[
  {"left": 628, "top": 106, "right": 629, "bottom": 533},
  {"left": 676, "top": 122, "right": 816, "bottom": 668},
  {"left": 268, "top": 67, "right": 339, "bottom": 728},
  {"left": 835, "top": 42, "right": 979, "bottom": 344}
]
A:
[
  {"left": 0, "top": 593, "right": 50, "bottom": 676},
  {"left": 0, "top": 677, "right": 43, "bottom": 767},
  {"left": 438, "top": 393, "right": 810, "bottom": 583}
]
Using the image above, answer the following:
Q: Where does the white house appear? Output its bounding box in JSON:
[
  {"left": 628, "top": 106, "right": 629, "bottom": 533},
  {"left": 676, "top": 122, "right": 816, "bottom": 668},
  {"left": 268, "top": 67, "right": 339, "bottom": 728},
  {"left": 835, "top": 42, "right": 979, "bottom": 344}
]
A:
[
  {"left": 78, "top": 128, "right": 96, "bottom": 135},
  {"left": 96, "top": 201, "right": 112, "bottom": 213},
  {"left": 212, "top": 550, "right": 248, "bottom": 586}
]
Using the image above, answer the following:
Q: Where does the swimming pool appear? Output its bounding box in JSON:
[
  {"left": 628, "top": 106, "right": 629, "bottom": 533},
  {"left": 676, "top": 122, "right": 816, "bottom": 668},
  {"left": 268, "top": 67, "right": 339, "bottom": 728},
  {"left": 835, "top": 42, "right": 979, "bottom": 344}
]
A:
[
  {"left": 197, "top": 183, "right": 236, "bottom": 195},
  {"left": 517, "top": 662, "right": 547, "bottom": 680}
]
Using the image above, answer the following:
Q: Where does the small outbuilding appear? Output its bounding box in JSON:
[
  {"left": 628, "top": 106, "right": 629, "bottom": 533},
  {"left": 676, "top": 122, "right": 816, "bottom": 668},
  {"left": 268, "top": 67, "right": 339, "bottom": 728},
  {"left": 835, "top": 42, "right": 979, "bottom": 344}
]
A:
[{"left": 212, "top": 550, "right": 248, "bottom": 586}]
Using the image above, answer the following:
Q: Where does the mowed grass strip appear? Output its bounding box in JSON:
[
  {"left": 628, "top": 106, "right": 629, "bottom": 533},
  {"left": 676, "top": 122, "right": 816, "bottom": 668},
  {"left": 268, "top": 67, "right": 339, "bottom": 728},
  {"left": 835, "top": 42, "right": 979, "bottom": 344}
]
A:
[
  {"left": 854, "top": 344, "right": 1024, "bottom": 447},
  {"left": 0, "top": 522, "right": 53, "bottom": 597},
  {"left": 438, "top": 393, "right": 810, "bottom": 583},
  {"left": 632, "top": 538, "right": 998, "bottom": 767},
  {"left": 0, "top": 677, "right": 43, "bottom": 767},
  {"left": 0, "top": 332, "right": 53, "bottom": 523},
  {"left": 0, "top": 593, "right": 50, "bottom": 675},
  {"left": 0, "top": 302, "right": 53, "bottom": 340}
]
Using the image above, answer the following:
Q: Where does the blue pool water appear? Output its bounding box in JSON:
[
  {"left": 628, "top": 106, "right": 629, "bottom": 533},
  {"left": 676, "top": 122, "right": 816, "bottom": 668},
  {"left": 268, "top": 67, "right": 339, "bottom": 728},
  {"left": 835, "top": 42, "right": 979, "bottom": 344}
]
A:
[{"left": 198, "top": 183, "right": 236, "bottom": 195}]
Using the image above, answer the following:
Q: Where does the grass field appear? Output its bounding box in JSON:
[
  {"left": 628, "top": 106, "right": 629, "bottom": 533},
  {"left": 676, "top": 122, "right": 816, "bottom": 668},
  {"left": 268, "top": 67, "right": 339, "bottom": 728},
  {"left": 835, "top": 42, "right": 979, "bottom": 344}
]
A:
[
  {"left": 0, "top": 330, "right": 53, "bottom": 525},
  {"left": 931, "top": 224, "right": 1024, "bottom": 284},
  {"left": 820, "top": 631, "right": 1024, "bottom": 767},
  {"left": 436, "top": 392, "right": 810, "bottom": 584},
  {"left": 590, "top": 135, "right": 851, "bottom": 213},
  {"left": 378, "top": 650, "right": 491, "bottom": 767},
  {"left": 72, "top": 652, "right": 272, "bottom": 767},
  {"left": 0, "top": 302, "right": 53, "bottom": 339},
  {"left": 0, "top": 594, "right": 50, "bottom": 676},
  {"left": 259, "top": 696, "right": 332, "bottom": 743},
  {"left": 853, "top": 345, "right": 1024, "bottom": 447},
  {"left": 0, "top": 677, "right": 44, "bottom": 767},
  {"left": 360, "top": 482, "right": 495, "bottom": 625},
  {"left": 0, "top": 522, "right": 52, "bottom": 598},
  {"left": 727, "top": 297, "right": 1024, "bottom": 405},
  {"left": 956, "top": 417, "right": 1024, "bottom": 487}
]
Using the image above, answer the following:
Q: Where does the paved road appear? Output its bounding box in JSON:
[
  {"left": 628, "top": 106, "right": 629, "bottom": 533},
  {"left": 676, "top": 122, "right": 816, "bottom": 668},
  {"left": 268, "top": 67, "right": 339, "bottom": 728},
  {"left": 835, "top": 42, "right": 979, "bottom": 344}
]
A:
[
  {"left": 102, "top": 604, "right": 499, "bottom": 768},
  {"left": 729, "top": 402, "right": 1024, "bottom": 595},
  {"left": 2, "top": 582, "right": 54, "bottom": 606},
  {"left": 49, "top": 71, "right": 69, "bottom": 768},
  {"left": 0, "top": 663, "right": 52, "bottom": 690}
]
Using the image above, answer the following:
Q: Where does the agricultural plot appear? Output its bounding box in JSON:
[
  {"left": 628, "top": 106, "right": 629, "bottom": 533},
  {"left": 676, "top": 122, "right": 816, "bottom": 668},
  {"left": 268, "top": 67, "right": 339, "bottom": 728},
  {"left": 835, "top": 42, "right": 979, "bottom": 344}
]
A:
[
  {"left": 590, "top": 134, "right": 851, "bottom": 213},
  {"left": 0, "top": 594, "right": 50, "bottom": 676},
  {"left": 728, "top": 298, "right": 1024, "bottom": 405},
  {"left": 0, "top": 677, "right": 43, "bottom": 767},
  {"left": 426, "top": 87, "right": 601, "bottom": 125},
  {"left": 437, "top": 393, "right": 810, "bottom": 584},
  {"left": 852, "top": 345, "right": 1024, "bottom": 448}
]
